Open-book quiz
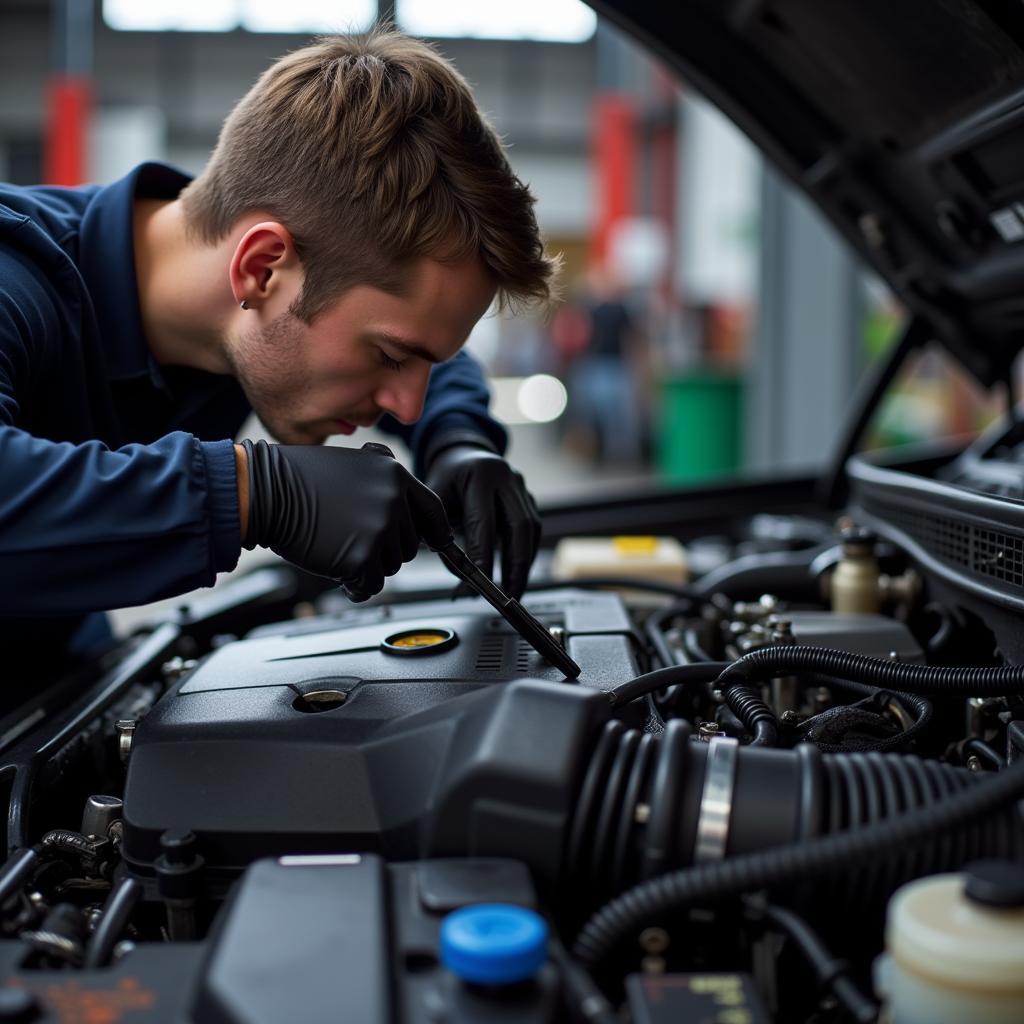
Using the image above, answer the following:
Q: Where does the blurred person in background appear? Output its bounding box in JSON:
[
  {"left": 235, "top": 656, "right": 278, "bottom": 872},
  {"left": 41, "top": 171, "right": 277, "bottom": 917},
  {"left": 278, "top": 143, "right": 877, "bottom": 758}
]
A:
[{"left": 562, "top": 266, "right": 644, "bottom": 465}]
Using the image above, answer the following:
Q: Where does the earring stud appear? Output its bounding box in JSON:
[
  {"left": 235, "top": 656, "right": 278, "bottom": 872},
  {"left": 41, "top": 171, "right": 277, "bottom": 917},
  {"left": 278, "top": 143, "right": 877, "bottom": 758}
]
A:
[{"left": 240, "top": 299, "right": 250, "bottom": 310}]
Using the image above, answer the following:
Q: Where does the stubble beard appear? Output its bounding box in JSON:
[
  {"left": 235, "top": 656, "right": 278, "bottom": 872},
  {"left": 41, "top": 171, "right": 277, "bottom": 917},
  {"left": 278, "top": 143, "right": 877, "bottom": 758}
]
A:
[{"left": 224, "top": 311, "right": 317, "bottom": 445}]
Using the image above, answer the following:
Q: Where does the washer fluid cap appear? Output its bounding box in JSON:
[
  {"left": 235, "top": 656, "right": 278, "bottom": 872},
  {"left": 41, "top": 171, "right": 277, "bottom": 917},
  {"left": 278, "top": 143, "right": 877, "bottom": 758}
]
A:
[
  {"left": 886, "top": 873, "right": 1024, "bottom": 993},
  {"left": 440, "top": 904, "right": 548, "bottom": 985}
]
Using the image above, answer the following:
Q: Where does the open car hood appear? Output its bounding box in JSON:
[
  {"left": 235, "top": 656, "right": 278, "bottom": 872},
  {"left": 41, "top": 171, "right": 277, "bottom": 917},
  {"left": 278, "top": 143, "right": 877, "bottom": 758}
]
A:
[{"left": 595, "top": 0, "right": 1024, "bottom": 390}]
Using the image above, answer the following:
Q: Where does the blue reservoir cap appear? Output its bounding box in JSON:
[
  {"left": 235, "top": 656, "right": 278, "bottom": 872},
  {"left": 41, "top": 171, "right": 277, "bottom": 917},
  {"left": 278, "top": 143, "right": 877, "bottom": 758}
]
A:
[{"left": 440, "top": 904, "right": 548, "bottom": 985}]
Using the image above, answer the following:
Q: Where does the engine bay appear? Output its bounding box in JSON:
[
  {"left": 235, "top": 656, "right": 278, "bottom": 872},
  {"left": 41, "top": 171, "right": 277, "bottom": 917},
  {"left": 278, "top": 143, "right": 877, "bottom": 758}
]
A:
[{"left": 2, "top": 442, "right": 1024, "bottom": 1023}]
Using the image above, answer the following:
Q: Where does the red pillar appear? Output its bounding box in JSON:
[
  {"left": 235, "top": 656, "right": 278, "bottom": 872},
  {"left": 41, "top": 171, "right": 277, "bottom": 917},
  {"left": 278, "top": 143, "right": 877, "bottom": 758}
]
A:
[
  {"left": 45, "top": 76, "right": 91, "bottom": 185},
  {"left": 592, "top": 94, "right": 635, "bottom": 266}
]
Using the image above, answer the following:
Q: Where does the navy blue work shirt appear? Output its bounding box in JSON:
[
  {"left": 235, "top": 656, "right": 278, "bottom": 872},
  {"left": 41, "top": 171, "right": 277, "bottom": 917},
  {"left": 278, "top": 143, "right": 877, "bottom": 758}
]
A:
[{"left": 0, "top": 162, "right": 506, "bottom": 671}]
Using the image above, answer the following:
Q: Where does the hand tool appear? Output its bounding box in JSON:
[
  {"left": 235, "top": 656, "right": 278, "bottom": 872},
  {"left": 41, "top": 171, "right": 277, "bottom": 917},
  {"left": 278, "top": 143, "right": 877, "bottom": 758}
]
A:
[{"left": 360, "top": 443, "right": 581, "bottom": 679}]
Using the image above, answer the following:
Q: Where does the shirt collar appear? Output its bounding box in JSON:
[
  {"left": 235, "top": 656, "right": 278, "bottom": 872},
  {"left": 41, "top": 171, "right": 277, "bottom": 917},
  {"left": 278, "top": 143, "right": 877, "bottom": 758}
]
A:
[{"left": 77, "top": 162, "right": 193, "bottom": 383}]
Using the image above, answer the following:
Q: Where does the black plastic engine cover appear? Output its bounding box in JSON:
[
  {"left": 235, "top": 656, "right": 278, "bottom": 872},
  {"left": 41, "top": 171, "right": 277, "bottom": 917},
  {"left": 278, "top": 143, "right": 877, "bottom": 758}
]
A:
[{"left": 121, "top": 590, "right": 631, "bottom": 880}]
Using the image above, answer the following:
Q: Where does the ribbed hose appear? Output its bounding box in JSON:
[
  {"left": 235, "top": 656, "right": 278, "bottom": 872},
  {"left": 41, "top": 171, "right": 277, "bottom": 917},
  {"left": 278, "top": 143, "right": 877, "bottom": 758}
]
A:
[
  {"left": 819, "top": 751, "right": 1017, "bottom": 905},
  {"left": 566, "top": 721, "right": 1022, "bottom": 911},
  {"left": 722, "top": 682, "right": 778, "bottom": 745},
  {"left": 720, "top": 645, "right": 1024, "bottom": 694},
  {"left": 40, "top": 830, "right": 100, "bottom": 861},
  {"left": 718, "top": 643, "right": 1024, "bottom": 748},
  {"left": 572, "top": 738, "right": 1024, "bottom": 968}
]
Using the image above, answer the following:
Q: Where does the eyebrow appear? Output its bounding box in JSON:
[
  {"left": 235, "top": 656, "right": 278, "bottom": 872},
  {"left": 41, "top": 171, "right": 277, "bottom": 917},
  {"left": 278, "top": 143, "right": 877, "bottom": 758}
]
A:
[{"left": 369, "top": 331, "right": 442, "bottom": 365}]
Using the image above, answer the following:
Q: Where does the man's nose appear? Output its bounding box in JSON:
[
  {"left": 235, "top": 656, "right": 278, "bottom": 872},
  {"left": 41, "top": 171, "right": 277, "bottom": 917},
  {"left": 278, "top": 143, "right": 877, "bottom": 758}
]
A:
[{"left": 374, "top": 368, "right": 430, "bottom": 425}]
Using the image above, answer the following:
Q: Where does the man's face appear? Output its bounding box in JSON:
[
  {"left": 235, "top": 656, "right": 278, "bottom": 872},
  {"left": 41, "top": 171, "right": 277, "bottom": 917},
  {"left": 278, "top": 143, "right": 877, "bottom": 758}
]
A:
[{"left": 224, "top": 255, "right": 496, "bottom": 445}]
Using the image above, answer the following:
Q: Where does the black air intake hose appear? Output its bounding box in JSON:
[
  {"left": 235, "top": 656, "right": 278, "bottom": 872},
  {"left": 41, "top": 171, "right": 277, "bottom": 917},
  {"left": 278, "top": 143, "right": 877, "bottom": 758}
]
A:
[
  {"left": 565, "top": 720, "right": 1022, "bottom": 905},
  {"left": 574, "top": 743, "right": 1024, "bottom": 969}
]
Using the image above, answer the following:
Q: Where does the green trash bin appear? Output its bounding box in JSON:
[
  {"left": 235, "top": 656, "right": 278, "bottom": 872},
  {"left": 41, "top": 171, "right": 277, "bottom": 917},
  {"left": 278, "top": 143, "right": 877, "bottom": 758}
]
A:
[{"left": 655, "top": 370, "right": 743, "bottom": 483}]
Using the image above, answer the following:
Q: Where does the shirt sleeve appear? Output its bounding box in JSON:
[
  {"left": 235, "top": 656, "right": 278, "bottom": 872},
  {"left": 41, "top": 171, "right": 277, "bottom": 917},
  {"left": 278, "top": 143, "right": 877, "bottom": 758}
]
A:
[
  {"left": 0, "top": 257, "right": 241, "bottom": 616},
  {"left": 0, "top": 428, "right": 241, "bottom": 616},
  {"left": 377, "top": 349, "right": 508, "bottom": 477}
]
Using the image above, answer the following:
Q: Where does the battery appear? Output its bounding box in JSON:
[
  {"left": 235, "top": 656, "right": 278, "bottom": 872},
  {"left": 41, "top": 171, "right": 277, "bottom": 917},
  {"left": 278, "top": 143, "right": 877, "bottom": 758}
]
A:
[{"left": 625, "top": 972, "right": 768, "bottom": 1024}]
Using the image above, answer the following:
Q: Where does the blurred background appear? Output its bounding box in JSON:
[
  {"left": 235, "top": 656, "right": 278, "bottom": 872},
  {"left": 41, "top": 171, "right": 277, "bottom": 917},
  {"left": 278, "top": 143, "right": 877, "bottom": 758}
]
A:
[{"left": 0, "top": 0, "right": 1003, "bottom": 510}]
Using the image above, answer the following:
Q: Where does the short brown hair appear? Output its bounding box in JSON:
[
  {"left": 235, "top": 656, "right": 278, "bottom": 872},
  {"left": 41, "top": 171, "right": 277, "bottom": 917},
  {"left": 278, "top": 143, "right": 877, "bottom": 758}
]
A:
[{"left": 181, "top": 29, "right": 558, "bottom": 321}]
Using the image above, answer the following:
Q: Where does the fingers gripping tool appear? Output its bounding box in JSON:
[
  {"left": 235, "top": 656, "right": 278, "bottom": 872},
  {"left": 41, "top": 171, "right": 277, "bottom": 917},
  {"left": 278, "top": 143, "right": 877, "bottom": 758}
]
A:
[{"left": 357, "top": 443, "right": 581, "bottom": 679}]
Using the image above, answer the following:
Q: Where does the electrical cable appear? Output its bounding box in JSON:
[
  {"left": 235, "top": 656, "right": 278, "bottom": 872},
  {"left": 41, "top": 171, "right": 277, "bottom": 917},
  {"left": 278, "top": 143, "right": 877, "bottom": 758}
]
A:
[
  {"left": 548, "top": 936, "right": 620, "bottom": 1024},
  {"left": 643, "top": 604, "right": 693, "bottom": 669},
  {"left": 722, "top": 681, "right": 778, "bottom": 746},
  {"left": 606, "top": 640, "right": 777, "bottom": 744},
  {"left": 605, "top": 662, "right": 730, "bottom": 708},
  {"left": 719, "top": 645, "right": 1024, "bottom": 696},
  {"left": 963, "top": 737, "right": 1005, "bottom": 769},
  {"left": 745, "top": 897, "right": 878, "bottom": 1024},
  {"left": 572, "top": 742, "right": 1024, "bottom": 969},
  {"left": 682, "top": 627, "right": 715, "bottom": 663},
  {"left": 623, "top": 639, "right": 956, "bottom": 748},
  {"left": 40, "top": 830, "right": 102, "bottom": 862},
  {"left": 82, "top": 876, "right": 142, "bottom": 968},
  {"left": 641, "top": 605, "right": 711, "bottom": 718},
  {"left": 0, "top": 849, "right": 39, "bottom": 913}
]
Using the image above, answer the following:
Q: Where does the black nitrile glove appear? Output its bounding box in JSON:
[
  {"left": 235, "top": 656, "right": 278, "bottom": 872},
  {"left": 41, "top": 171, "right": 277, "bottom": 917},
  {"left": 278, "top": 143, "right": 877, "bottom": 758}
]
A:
[
  {"left": 241, "top": 439, "right": 453, "bottom": 602},
  {"left": 424, "top": 443, "right": 541, "bottom": 599}
]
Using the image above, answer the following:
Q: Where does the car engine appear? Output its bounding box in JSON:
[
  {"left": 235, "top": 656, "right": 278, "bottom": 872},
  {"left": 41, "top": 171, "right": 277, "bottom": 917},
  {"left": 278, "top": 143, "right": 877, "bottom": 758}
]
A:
[{"left": 2, "top": 435, "right": 1024, "bottom": 1023}]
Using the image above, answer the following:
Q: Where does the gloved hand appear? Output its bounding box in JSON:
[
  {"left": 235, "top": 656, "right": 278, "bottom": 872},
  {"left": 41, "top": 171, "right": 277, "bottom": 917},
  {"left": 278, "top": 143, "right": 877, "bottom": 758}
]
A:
[
  {"left": 424, "top": 443, "right": 541, "bottom": 599},
  {"left": 240, "top": 439, "right": 452, "bottom": 602}
]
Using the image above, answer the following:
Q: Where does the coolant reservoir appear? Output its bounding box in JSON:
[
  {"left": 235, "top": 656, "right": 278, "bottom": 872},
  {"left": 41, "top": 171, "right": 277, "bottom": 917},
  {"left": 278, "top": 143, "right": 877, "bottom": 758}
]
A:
[
  {"left": 551, "top": 536, "right": 688, "bottom": 590},
  {"left": 875, "top": 862, "right": 1024, "bottom": 1024}
]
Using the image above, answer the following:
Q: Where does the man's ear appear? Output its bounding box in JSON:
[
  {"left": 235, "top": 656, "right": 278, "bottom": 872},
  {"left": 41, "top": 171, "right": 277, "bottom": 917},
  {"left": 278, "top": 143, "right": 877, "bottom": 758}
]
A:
[{"left": 229, "top": 221, "right": 301, "bottom": 311}]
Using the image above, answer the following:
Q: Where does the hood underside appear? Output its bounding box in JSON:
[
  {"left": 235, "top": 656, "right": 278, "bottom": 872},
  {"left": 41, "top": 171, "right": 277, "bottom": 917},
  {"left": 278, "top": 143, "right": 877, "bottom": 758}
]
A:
[{"left": 595, "top": 0, "right": 1024, "bottom": 388}]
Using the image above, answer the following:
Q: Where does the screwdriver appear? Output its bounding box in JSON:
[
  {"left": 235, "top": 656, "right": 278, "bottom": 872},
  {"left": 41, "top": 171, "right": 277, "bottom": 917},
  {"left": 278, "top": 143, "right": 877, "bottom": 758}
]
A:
[
  {"left": 360, "top": 443, "right": 581, "bottom": 679},
  {"left": 433, "top": 538, "right": 581, "bottom": 679}
]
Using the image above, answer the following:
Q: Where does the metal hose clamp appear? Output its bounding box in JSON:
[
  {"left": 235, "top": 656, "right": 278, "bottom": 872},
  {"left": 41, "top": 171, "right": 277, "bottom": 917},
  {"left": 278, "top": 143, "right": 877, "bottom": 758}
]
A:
[{"left": 693, "top": 735, "right": 740, "bottom": 863}]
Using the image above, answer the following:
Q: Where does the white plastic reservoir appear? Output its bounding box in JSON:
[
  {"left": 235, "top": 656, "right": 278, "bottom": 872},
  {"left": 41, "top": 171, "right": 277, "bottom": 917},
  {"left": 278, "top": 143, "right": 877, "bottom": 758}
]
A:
[{"left": 875, "top": 862, "right": 1024, "bottom": 1024}]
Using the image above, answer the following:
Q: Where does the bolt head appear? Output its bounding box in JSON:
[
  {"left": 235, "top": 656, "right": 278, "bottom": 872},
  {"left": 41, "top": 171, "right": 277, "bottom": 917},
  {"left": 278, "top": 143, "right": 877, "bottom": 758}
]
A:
[{"left": 638, "top": 927, "right": 670, "bottom": 954}]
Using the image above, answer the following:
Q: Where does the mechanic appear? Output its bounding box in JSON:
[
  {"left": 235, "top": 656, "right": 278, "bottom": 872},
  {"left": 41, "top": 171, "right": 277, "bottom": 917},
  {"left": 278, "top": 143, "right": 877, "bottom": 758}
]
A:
[{"left": 0, "top": 30, "right": 557, "bottom": 681}]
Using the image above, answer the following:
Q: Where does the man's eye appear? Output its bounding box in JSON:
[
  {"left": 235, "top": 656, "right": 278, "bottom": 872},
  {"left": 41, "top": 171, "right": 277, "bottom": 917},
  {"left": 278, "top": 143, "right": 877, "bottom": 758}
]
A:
[{"left": 378, "top": 351, "right": 403, "bottom": 372}]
